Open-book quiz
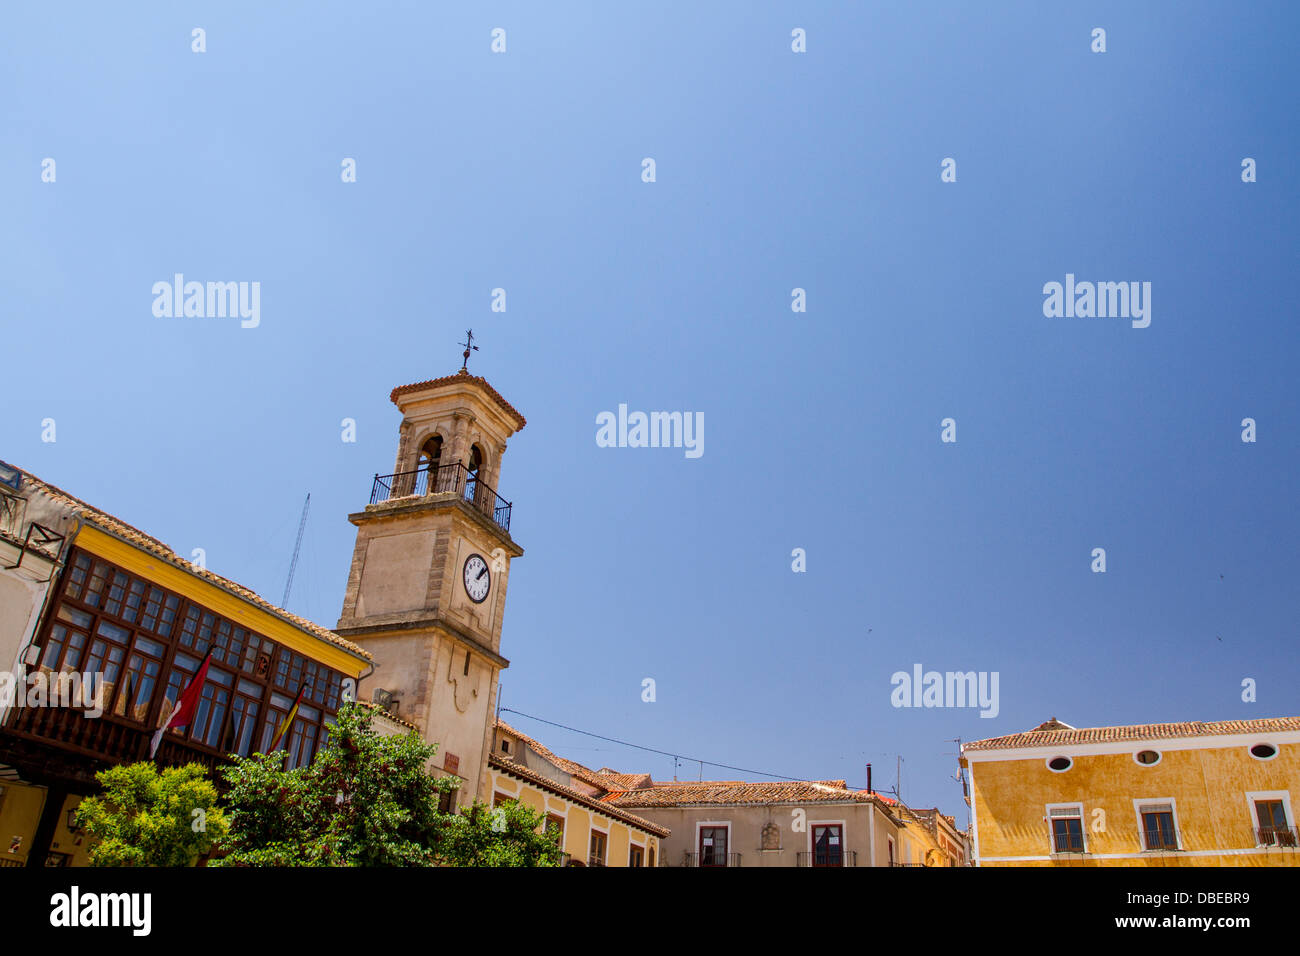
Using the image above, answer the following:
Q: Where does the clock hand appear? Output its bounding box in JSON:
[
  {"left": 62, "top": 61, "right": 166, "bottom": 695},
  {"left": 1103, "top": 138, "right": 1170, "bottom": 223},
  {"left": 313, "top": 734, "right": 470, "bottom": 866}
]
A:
[{"left": 476, "top": 566, "right": 488, "bottom": 580}]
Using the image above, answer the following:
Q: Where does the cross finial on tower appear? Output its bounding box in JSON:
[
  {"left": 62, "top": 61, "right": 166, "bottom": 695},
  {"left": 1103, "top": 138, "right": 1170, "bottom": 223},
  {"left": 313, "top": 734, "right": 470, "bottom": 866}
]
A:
[{"left": 460, "top": 329, "right": 479, "bottom": 371}]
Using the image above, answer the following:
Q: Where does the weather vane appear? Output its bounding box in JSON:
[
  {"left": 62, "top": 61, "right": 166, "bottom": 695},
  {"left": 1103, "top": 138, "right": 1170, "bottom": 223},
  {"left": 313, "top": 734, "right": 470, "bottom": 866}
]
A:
[{"left": 460, "top": 329, "right": 479, "bottom": 371}]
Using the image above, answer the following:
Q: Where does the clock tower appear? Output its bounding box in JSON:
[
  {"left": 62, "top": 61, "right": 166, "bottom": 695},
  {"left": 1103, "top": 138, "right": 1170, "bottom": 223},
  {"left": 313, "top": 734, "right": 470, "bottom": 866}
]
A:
[{"left": 336, "top": 367, "right": 526, "bottom": 805}]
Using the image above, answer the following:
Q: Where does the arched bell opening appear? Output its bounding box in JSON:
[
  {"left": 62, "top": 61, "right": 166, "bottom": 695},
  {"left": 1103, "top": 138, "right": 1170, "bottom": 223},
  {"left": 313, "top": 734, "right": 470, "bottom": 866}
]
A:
[{"left": 418, "top": 435, "right": 445, "bottom": 494}]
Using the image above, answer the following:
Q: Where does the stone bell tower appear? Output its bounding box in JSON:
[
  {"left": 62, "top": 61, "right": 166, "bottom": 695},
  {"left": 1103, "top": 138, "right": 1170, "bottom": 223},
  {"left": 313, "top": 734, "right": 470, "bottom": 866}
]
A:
[{"left": 336, "top": 367, "right": 525, "bottom": 805}]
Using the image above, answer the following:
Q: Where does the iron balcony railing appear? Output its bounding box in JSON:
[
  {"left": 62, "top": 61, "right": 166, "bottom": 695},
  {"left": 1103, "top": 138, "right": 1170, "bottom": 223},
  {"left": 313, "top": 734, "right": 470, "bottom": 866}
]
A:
[
  {"left": 683, "top": 852, "right": 742, "bottom": 868},
  {"left": 1258, "top": 826, "right": 1299, "bottom": 847},
  {"left": 370, "top": 461, "right": 512, "bottom": 533},
  {"left": 796, "top": 850, "right": 857, "bottom": 867},
  {"left": 1141, "top": 828, "right": 1182, "bottom": 851},
  {"left": 1052, "top": 835, "right": 1086, "bottom": 854}
]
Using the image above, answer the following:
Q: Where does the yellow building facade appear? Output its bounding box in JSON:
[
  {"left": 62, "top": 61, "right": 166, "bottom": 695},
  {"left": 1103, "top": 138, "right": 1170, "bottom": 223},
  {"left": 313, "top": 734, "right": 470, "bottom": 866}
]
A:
[
  {"left": 489, "top": 721, "right": 665, "bottom": 866},
  {"left": 487, "top": 758, "right": 665, "bottom": 867},
  {"left": 963, "top": 716, "right": 1300, "bottom": 867},
  {"left": 877, "top": 798, "right": 969, "bottom": 867}
]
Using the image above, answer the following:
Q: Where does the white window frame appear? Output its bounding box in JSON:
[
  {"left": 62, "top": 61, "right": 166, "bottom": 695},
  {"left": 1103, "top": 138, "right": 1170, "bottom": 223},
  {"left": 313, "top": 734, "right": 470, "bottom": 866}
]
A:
[
  {"left": 1045, "top": 801, "right": 1087, "bottom": 854},
  {"left": 627, "top": 839, "right": 645, "bottom": 868},
  {"left": 1245, "top": 790, "right": 1293, "bottom": 847},
  {"left": 1133, "top": 797, "right": 1182, "bottom": 851},
  {"left": 693, "top": 820, "right": 731, "bottom": 867},
  {"left": 588, "top": 825, "right": 609, "bottom": 866},
  {"left": 1248, "top": 741, "right": 1280, "bottom": 761},
  {"left": 542, "top": 806, "right": 568, "bottom": 850},
  {"left": 807, "top": 819, "right": 848, "bottom": 867}
]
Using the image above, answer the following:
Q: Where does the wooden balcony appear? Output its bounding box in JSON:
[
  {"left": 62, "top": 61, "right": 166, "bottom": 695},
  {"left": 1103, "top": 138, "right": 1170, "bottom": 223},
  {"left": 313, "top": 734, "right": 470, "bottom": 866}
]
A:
[{"left": 3, "top": 700, "right": 225, "bottom": 784}]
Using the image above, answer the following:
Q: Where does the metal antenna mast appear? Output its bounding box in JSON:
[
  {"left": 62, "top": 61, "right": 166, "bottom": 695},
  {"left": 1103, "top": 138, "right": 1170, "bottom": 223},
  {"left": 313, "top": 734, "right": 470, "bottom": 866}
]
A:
[{"left": 282, "top": 493, "right": 311, "bottom": 608}]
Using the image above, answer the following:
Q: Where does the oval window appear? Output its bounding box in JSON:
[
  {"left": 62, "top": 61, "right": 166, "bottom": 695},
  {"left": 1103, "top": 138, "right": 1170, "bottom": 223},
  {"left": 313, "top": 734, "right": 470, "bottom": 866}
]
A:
[
  {"left": 1135, "top": 750, "right": 1161, "bottom": 766},
  {"left": 1250, "top": 743, "right": 1278, "bottom": 760},
  {"left": 1047, "top": 756, "right": 1072, "bottom": 772}
]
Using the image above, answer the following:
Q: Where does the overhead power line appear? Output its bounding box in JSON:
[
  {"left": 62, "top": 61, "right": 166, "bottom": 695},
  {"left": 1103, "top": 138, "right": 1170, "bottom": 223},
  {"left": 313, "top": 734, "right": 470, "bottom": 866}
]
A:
[{"left": 500, "top": 707, "right": 830, "bottom": 785}]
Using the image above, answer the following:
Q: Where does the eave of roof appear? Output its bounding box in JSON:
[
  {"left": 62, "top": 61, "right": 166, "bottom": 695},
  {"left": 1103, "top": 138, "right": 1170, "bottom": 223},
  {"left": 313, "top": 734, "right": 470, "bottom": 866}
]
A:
[
  {"left": 494, "top": 719, "right": 625, "bottom": 793},
  {"left": 16, "top": 467, "right": 372, "bottom": 663},
  {"left": 353, "top": 699, "right": 419, "bottom": 731},
  {"left": 602, "top": 779, "right": 886, "bottom": 809},
  {"left": 964, "top": 716, "right": 1300, "bottom": 752},
  {"left": 489, "top": 754, "right": 670, "bottom": 837},
  {"left": 389, "top": 370, "right": 527, "bottom": 431}
]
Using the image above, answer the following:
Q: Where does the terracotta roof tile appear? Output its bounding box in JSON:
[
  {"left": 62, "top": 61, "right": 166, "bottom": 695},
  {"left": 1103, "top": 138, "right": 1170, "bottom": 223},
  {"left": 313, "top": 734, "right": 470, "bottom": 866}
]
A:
[
  {"left": 16, "top": 467, "right": 372, "bottom": 664},
  {"left": 964, "top": 716, "right": 1300, "bottom": 752},
  {"left": 493, "top": 719, "right": 635, "bottom": 793},
  {"left": 593, "top": 770, "right": 653, "bottom": 790},
  {"left": 493, "top": 722, "right": 901, "bottom": 816},
  {"left": 489, "top": 754, "right": 669, "bottom": 837},
  {"left": 603, "top": 779, "right": 881, "bottom": 808},
  {"left": 354, "top": 699, "right": 420, "bottom": 732},
  {"left": 389, "top": 370, "right": 526, "bottom": 430}
]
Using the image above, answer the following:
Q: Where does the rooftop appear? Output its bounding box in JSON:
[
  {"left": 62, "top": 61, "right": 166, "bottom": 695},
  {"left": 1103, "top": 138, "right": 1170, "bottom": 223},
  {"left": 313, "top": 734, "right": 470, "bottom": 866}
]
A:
[
  {"left": 602, "top": 779, "right": 885, "bottom": 808},
  {"left": 964, "top": 715, "right": 1300, "bottom": 752},
  {"left": 489, "top": 754, "right": 670, "bottom": 837},
  {"left": 13, "top": 465, "right": 372, "bottom": 663},
  {"left": 494, "top": 719, "right": 633, "bottom": 793},
  {"left": 389, "top": 369, "right": 527, "bottom": 431}
]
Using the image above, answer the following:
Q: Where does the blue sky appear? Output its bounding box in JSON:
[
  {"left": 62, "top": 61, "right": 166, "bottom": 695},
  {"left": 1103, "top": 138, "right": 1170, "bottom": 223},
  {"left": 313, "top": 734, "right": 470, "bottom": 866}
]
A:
[{"left": 3, "top": 2, "right": 1298, "bottom": 819}]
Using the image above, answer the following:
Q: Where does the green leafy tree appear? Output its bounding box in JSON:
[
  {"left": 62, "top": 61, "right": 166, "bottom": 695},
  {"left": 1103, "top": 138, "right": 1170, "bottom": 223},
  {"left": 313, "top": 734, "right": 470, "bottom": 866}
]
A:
[
  {"left": 214, "top": 702, "right": 560, "bottom": 867},
  {"left": 439, "top": 798, "right": 566, "bottom": 867},
  {"left": 74, "top": 762, "right": 227, "bottom": 867}
]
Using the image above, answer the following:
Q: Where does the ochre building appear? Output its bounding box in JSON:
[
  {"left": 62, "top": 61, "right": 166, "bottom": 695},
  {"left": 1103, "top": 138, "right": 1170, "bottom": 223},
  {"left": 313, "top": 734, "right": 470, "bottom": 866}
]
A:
[{"left": 963, "top": 716, "right": 1300, "bottom": 866}]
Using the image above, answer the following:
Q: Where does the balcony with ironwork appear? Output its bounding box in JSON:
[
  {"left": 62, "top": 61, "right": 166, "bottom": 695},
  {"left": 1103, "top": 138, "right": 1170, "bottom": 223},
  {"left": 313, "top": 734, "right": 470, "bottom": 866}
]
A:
[
  {"left": 369, "top": 461, "right": 512, "bottom": 533},
  {"left": 1257, "top": 826, "right": 1299, "bottom": 848},
  {"left": 682, "top": 851, "right": 742, "bottom": 868},
  {"left": 796, "top": 850, "right": 857, "bottom": 867}
]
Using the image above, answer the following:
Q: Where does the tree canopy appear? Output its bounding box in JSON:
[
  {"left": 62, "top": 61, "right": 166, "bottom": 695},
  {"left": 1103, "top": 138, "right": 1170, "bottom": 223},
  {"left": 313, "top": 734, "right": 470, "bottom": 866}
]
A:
[
  {"left": 212, "top": 702, "right": 561, "bottom": 867},
  {"left": 75, "top": 761, "right": 227, "bottom": 867}
]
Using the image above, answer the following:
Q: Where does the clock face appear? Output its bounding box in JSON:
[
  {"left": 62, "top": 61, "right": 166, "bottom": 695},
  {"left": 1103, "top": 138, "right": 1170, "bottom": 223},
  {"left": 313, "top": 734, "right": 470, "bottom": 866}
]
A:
[{"left": 463, "top": 554, "right": 490, "bottom": 603}]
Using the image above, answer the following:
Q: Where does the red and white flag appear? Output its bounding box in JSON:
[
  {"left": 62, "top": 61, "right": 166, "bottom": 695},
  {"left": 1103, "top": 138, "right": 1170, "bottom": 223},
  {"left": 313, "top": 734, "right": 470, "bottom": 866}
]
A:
[{"left": 149, "top": 648, "right": 213, "bottom": 759}]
